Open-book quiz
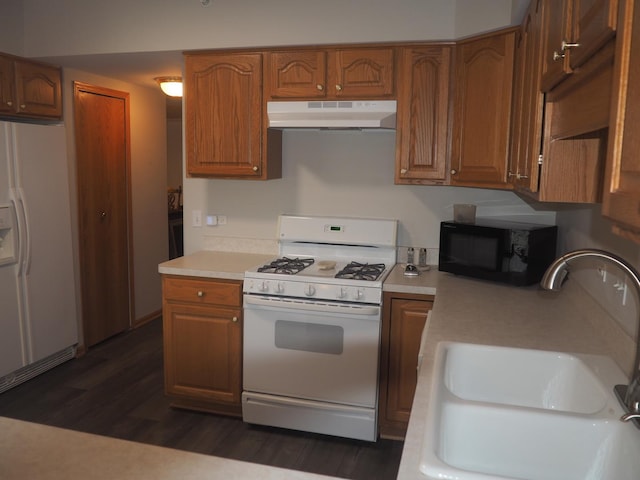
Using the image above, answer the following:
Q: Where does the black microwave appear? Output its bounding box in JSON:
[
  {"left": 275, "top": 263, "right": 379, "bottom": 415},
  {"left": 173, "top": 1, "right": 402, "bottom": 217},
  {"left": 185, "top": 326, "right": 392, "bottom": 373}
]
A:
[{"left": 438, "top": 219, "right": 558, "bottom": 286}]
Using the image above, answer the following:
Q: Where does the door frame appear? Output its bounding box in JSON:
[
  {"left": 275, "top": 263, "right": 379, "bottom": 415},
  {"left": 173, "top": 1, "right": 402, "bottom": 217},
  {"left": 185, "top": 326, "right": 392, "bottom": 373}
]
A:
[{"left": 73, "top": 81, "right": 135, "bottom": 349}]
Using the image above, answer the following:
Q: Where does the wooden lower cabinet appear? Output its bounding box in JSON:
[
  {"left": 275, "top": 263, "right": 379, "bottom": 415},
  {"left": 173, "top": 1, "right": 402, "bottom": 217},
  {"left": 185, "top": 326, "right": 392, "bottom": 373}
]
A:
[
  {"left": 162, "top": 275, "right": 243, "bottom": 416},
  {"left": 379, "top": 292, "right": 434, "bottom": 439}
]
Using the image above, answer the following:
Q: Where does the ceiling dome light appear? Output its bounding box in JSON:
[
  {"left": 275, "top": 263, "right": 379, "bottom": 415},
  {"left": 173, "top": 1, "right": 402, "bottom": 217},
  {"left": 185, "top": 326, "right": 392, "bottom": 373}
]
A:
[{"left": 155, "top": 76, "right": 183, "bottom": 97}]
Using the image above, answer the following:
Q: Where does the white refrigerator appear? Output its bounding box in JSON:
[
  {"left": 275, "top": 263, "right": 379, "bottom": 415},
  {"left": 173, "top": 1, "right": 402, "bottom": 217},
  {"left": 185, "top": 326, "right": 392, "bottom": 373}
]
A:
[{"left": 0, "top": 121, "right": 78, "bottom": 392}]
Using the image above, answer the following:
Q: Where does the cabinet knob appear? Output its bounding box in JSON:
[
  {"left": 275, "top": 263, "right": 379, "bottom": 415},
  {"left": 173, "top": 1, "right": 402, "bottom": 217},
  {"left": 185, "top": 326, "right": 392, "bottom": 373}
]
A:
[
  {"left": 197, "top": 290, "right": 205, "bottom": 297},
  {"left": 232, "top": 316, "right": 238, "bottom": 323},
  {"left": 335, "top": 84, "right": 342, "bottom": 92},
  {"left": 450, "top": 169, "right": 457, "bottom": 175},
  {"left": 99, "top": 210, "right": 107, "bottom": 218},
  {"left": 400, "top": 168, "right": 408, "bottom": 174},
  {"left": 6, "top": 101, "right": 12, "bottom": 107},
  {"left": 20, "top": 104, "right": 26, "bottom": 109},
  {"left": 252, "top": 166, "right": 258, "bottom": 172},
  {"left": 553, "top": 51, "right": 565, "bottom": 62},
  {"left": 316, "top": 84, "right": 324, "bottom": 91}
]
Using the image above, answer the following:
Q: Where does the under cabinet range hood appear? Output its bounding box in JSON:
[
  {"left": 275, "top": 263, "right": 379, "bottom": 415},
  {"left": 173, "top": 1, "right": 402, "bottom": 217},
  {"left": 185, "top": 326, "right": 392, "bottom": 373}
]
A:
[{"left": 267, "top": 100, "right": 397, "bottom": 129}]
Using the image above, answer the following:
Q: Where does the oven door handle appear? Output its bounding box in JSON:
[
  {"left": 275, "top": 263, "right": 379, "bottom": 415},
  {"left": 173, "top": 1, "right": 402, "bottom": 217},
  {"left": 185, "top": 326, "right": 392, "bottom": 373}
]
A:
[{"left": 244, "top": 295, "right": 380, "bottom": 316}]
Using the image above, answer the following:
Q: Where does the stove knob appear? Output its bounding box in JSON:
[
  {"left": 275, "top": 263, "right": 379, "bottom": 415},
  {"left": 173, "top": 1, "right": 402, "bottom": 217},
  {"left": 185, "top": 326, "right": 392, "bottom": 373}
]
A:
[
  {"left": 304, "top": 284, "right": 316, "bottom": 297},
  {"left": 337, "top": 287, "right": 348, "bottom": 299},
  {"left": 259, "top": 281, "right": 269, "bottom": 293},
  {"left": 353, "top": 289, "right": 364, "bottom": 300},
  {"left": 275, "top": 282, "right": 285, "bottom": 294}
]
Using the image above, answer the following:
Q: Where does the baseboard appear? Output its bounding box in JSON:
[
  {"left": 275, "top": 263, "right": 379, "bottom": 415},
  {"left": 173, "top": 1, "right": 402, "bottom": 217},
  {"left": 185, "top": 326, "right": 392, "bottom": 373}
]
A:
[{"left": 132, "top": 309, "right": 162, "bottom": 328}]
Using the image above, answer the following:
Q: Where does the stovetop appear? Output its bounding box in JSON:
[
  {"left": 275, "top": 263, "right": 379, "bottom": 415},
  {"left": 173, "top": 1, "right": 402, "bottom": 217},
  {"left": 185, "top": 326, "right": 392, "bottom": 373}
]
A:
[{"left": 243, "top": 215, "right": 398, "bottom": 304}]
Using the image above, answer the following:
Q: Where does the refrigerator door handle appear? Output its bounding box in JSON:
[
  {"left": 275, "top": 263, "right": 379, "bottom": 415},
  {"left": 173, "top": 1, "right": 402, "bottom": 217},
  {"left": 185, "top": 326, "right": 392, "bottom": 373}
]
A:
[
  {"left": 9, "top": 188, "right": 28, "bottom": 276},
  {"left": 16, "top": 188, "right": 31, "bottom": 275}
]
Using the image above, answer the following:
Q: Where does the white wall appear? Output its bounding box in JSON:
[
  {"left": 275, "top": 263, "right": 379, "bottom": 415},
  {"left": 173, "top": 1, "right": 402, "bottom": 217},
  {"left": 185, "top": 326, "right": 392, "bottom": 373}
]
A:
[
  {"left": 0, "top": 0, "right": 24, "bottom": 55},
  {"left": 184, "top": 130, "right": 557, "bottom": 257},
  {"left": 19, "top": 0, "right": 527, "bottom": 59}
]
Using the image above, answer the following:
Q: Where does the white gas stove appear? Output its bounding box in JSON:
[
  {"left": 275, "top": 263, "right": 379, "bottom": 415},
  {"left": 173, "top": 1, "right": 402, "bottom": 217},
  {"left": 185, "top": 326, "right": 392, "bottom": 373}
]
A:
[{"left": 242, "top": 215, "right": 398, "bottom": 442}]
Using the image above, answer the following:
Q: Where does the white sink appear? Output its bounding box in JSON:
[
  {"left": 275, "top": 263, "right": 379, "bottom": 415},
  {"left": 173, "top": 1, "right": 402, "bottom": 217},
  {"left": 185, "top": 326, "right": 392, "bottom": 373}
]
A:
[
  {"left": 443, "top": 343, "right": 607, "bottom": 414},
  {"left": 420, "top": 342, "right": 640, "bottom": 480}
]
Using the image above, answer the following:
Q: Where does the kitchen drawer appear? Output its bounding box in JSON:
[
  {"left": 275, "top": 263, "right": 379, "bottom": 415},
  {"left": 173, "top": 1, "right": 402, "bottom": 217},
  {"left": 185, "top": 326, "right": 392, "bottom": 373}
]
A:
[{"left": 163, "top": 276, "right": 242, "bottom": 307}]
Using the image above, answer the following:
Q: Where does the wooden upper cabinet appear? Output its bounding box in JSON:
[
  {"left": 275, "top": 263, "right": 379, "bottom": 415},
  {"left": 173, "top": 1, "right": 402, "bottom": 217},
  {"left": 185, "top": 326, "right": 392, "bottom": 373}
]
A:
[
  {"left": 185, "top": 52, "right": 281, "bottom": 179},
  {"left": 330, "top": 48, "right": 395, "bottom": 98},
  {"left": 570, "top": 0, "right": 618, "bottom": 68},
  {"left": 541, "top": 0, "right": 618, "bottom": 91},
  {"left": 602, "top": 0, "right": 640, "bottom": 240},
  {"left": 395, "top": 45, "right": 451, "bottom": 184},
  {"left": 266, "top": 47, "right": 395, "bottom": 99},
  {"left": 0, "top": 56, "right": 15, "bottom": 115},
  {"left": 450, "top": 29, "right": 516, "bottom": 189},
  {"left": 267, "top": 50, "right": 327, "bottom": 98},
  {"left": 541, "top": 0, "right": 573, "bottom": 91},
  {"left": 0, "top": 54, "right": 62, "bottom": 119},
  {"left": 509, "top": 0, "right": 545, "bottom": 194}
]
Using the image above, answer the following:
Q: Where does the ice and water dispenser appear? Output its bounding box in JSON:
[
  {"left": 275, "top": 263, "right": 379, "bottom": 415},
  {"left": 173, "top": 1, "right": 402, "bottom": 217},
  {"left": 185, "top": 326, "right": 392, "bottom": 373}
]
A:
[{"left": 0, "top": 205, "right": 16, "bottom": 266}]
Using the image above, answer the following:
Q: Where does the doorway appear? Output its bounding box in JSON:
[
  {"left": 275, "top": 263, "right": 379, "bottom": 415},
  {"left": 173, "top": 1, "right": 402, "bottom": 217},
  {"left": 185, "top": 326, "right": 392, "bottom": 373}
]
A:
[{"left": 73, "top": 82, "right": 133, "bottom": 347}]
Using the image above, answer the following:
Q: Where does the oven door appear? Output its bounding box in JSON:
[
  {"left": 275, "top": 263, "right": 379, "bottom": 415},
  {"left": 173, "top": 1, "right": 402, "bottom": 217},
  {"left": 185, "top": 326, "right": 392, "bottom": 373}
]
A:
[{"left": 242, "top": 294, "right": 381, "bottom": 407}]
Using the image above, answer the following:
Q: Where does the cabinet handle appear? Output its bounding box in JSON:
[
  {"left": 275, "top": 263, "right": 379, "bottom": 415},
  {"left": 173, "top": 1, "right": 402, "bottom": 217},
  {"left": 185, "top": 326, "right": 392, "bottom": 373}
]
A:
[
  {"left": 252, "top": 166, "right": 258, "bottom": 172},
  {"left": 232, "top": 316, "right": 238, "bottom": 323},
  {"left": 518, "top": 174, "right": 529, "bottom": 180},
  {"left": 450, "top": 169, "right": 457, "bottom": 175},
  {"left": 6, "top": 101, "right": 12, "bottom": 107},
  {"left": 561, "top": 40, "right": 580, "bottom": 51},
  {"left": 508, "top": 172, "right": 517, "bottom": 177},
  {"left": 400, "top": 168, "right": 407, "bottom": 174},
  {"left": 197, "top": 290, "right": 205, "bottom": 297},
  {"left": 316, "top": 84, "right": 324, "bottom": 91},
  {"left": 20, "top": 104, "right": 26, "bottom": 109},
  {"left": 335, "top": 84, "right": 342, "bottom": 92},
  {"left": 553, "top": 51, "right": 565, "bottom": 61}
]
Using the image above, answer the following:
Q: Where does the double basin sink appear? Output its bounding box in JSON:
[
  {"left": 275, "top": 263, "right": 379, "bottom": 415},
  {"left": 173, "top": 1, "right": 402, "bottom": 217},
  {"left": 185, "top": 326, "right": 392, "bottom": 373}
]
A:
[{"left": 421, "top": 342, "right": 640, "bottom": 479}]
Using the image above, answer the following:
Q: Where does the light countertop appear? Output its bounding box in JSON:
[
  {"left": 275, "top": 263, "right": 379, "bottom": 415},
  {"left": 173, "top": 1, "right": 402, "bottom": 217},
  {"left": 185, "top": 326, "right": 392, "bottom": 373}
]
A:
[
  {"left": 158, "top": 250, "right": 274, "bottom": 280},
  {"left": 3, "top": 252, "right": 632, "bottom": 479}
]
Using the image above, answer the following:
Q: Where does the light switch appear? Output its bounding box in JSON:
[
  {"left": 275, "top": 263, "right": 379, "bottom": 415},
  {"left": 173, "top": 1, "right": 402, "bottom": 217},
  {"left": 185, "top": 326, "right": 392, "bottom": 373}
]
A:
[{"left": 192, "top": 210, "right": 202, "bottom": 227}]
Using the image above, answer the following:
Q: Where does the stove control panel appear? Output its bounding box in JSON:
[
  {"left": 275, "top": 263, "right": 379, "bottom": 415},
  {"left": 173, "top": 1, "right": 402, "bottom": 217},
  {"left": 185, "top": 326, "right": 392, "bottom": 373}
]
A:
[{"left": 243, "top": 278, "right": 383, "bottom": 304}]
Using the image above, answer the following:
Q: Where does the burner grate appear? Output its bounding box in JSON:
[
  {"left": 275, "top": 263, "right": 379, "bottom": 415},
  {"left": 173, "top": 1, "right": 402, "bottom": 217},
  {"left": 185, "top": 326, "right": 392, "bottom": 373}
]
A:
[
  {"left": 257, "top": 257, "right": 315, "bottom": 275},
  {"left": 335, "top": 262, "right": 386, "bottom": 281}
]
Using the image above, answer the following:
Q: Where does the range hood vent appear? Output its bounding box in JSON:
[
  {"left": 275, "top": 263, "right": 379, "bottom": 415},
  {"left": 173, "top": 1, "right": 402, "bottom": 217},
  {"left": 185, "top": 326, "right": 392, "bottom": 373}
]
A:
[{"left": 267, "top": 100, "right": 397, "bottom": 129}]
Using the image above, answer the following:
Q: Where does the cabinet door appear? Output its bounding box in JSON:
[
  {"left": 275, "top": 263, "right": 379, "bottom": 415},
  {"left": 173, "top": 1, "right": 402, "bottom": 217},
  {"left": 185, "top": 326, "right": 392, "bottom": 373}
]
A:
[
  {"left": 267, "top": 51, "right": 328, "bottom": 98},
  {"left": 570, "top": 0, "right": 618, "bottom": 68},
  {"left": 0, "top": 56, "right": 15, "bottom": 115},
  {"left": 379, "top": 294, "right": 433, "bottom": 439},
  {"left": 330, "top": 48, "right": 395, "bottom": 98},
  {"left": 13, "top": 60, "right": 62, "bottom": 118},
  {"left": 450, "top": 30, "right": 515, "bottom": 188},
  {"left": 185, "top": 53, "right": 264, "bottom": 178},
  {"left": 395, "top": 46, "right": 451, "bottom": 184},
  {"left": 164, "top": 302, "right": 242, "bottom": 405},
  {"left": 602, "top": 0, "right": 640, "bottom": 239},
  {"left": 540, "top": 0, "right": 573, "bottom": 91},
  {"left": 509, "top": 0, "right": 545, "bottom": 193}
]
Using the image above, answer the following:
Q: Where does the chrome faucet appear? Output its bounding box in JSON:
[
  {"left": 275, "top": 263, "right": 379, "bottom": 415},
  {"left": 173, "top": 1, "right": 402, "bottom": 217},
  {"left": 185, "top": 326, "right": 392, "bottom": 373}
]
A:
[{"left": 540, "top": 249, "right": 640, "bottom": 426}]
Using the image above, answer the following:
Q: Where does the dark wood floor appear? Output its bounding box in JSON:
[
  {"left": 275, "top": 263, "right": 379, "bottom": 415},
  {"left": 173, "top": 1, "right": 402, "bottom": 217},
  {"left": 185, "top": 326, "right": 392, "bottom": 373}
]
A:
[{"left": 0, "top": 318, "right": 403, "bottom": 479}]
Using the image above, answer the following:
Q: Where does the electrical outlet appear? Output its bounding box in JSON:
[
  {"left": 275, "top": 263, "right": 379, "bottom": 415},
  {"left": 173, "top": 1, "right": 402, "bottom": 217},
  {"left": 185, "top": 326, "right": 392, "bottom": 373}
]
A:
[{"left": 192, "top": 210, "right": 202, "bottom": 227}]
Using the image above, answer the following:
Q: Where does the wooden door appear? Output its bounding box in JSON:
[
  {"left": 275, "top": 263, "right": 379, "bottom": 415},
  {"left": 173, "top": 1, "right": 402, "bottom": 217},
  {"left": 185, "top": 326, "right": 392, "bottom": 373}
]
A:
[{"left": 74, "top": 82, "right": 132, "bottom": 347}]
